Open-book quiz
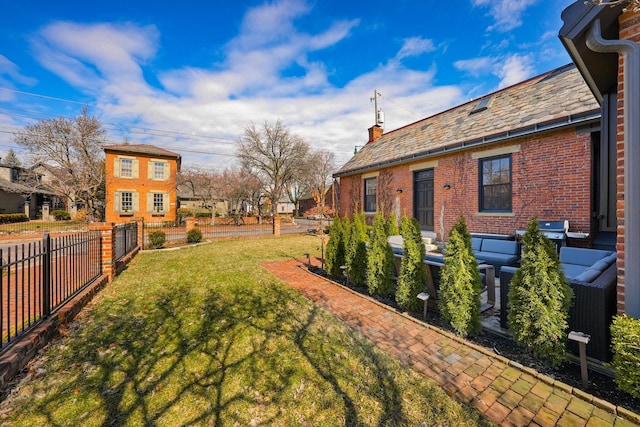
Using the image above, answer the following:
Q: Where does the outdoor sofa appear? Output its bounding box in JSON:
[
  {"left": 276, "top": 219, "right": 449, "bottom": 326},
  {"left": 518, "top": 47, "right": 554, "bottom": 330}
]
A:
[
  {"left": 499, "top": 247, "right": 618, "bottom": 361},
  {"left": 471, "top": 237, "right": 520, "bottom": 275}
]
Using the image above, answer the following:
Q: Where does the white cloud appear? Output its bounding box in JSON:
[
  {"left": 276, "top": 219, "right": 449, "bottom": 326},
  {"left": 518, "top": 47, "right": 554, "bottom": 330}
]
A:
[
  {"left": 472, "top": 0, "right": 538, "bottom": 32},
  {"left": 496, "top": 54, "right": 534, "bottom": 88},
  {"left": 453, "top": 57, "right": 493, "bottom": 77},
  {"left": 32, "top": 21, "right": 159, "bottom": 94},
  {"left": 27, "top": 0, "right": 463, "bottom": 169},
  {"left": 396, "top": 37, "right": 436, "bottom": 61}
]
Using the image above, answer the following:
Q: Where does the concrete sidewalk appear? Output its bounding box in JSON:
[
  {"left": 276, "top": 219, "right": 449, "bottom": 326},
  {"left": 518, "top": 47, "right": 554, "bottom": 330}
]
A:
[{"left": 263, "top": 258, "right": 640, "bottom": 427}]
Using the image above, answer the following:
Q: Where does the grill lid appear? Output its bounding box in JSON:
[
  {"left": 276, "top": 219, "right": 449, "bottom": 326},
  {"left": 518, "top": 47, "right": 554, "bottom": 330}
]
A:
[{"left": 538, "top": 220, "right": 568, "bottom": 233}]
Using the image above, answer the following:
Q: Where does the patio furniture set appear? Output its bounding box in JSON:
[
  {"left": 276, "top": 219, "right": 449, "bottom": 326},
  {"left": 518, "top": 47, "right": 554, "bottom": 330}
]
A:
[{"left": 387, "top": 233, "right": 618, "bottom": 362}]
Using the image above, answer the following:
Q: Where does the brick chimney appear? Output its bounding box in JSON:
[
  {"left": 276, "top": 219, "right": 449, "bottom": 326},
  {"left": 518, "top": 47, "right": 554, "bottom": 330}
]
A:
[{"left": 368, "top": 125, "right": 383, "bottom": 143}]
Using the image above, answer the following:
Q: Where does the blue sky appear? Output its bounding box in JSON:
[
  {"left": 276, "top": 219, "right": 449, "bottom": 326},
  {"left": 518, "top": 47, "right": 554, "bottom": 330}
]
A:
[{"left": 0, "top": 0, "right": 576, "bottom": 169}]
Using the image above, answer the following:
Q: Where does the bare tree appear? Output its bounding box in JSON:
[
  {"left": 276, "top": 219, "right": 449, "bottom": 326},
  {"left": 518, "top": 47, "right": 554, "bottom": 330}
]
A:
[
  {"left": 178, "top": 166, "right": 226, "bottom": 218},
  {"left": 219, "top": 167, "right": 264, "bottom": 217},
  {"left": 305, "top": 149, "right": 335, "bottom": 215},
  {"left": 237, "top": 120, "right": 310, "bottom": 225},
  {"left": 13, "top": 107, "right": 106, "bottom": 219}
]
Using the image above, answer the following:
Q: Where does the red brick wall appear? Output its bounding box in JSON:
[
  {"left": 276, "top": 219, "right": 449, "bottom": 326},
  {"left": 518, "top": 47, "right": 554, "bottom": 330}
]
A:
[
  {"left": 338, "top": 127, "right": 593, "bottom": 241},
  {"left": 615, "top": 10, "right": 640, "bottom": 314},
  {"left": 105, "top": 151, "right": 179, "bottom": 224}
]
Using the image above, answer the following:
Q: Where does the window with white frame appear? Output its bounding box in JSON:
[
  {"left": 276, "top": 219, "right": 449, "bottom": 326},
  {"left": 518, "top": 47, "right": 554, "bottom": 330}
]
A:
[
  {"left": 147, "top": 191, "right": 169, "bottom": 213},
  {"left": 120, "top": 158, "right": 133, "bottom": 178},
  {"left": 153, "top": 161, "right": 165, "bottom": 180},
  {"left": 121, "top": 192, "right": 133, "bottom": 212},
  {"left": 115, "top": 190, "right": 138, "bottom": 213},
  {"left": 153, "top": 193, "right": 164, "bottom": 212}
]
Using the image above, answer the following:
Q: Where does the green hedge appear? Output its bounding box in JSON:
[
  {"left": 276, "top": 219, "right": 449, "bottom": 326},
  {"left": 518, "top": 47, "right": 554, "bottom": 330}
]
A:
[
  {"left": 0, "top": 213, "right": 29, "bottom": 224},
  {"left": 610, "top": 314, "right": 640, "bottom": 398}
]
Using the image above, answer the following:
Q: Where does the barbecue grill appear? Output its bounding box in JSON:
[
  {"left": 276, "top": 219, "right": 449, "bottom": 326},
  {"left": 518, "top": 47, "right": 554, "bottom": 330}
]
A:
[{"left": 516, "top": 220, "right": 569, "bottom": 251}]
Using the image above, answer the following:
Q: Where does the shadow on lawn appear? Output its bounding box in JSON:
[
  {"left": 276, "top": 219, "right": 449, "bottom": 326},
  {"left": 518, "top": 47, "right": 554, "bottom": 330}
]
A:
[{"left": 16, "top": 281, "right": 413, "bottom": 426}]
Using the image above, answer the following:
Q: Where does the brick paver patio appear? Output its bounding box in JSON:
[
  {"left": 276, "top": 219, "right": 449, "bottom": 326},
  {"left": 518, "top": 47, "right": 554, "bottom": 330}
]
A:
[{"left": 263, "top": 258, "right": 640, "bottom": 427}]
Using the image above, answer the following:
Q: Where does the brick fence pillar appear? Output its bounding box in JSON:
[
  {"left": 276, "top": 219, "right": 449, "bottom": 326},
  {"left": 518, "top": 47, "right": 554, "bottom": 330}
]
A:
[
  {"left": 89, "top": 223, "right": 117, "bottom": 282},
  {"left": 135, "top": 217, "right": 145, "bottom": 249},
  {"left": 273, "top": 215, "right": 281, "bottom": 236},
  {"left": 186, "top": 217, "right": 196, "bottom": 233}
]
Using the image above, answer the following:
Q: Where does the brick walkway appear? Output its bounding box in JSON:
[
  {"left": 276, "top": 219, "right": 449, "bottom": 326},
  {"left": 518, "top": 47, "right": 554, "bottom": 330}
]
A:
[{"left": 263, "top": 258, "right": 640, "bottom": 427}]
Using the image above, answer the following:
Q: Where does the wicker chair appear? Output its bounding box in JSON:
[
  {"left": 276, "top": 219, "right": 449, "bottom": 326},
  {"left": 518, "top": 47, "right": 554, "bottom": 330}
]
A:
[{"left": 499, "top": 262, "right": 617, "bottom": 362}]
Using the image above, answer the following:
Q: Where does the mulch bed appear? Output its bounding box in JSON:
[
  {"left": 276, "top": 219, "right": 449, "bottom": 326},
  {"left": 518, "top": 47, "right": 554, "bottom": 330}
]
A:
[{"left": 308, "top": 266, "right": 640, "bottom": 415}]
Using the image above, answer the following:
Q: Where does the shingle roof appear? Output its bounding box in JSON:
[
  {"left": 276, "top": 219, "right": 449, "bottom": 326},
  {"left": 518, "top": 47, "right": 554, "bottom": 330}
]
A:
[
  {"left": 103, "top": 144, "right": 181, "bottom": 159},
  {"left": 0, "top": 177, "right": 57, "bottom": 196},
  {"left": 335, "top": 64, "right": 600, "bottom": 177}
]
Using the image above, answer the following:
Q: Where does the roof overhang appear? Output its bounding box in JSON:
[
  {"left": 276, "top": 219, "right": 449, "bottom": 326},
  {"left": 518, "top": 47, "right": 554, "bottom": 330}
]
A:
[{"left": 559, "top": 1, "right": 624, "bottom": 104}]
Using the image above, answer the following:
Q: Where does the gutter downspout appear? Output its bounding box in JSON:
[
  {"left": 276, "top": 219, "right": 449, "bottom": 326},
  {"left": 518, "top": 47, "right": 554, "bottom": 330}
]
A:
[{"left": 587, "top": 19, "right": 640, "bottom": 318}]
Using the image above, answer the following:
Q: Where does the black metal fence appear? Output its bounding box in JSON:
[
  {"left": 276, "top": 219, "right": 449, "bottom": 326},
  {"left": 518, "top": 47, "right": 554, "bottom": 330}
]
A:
[
  {"left": 115, "top": 222, "right": 138, "bottom": 261},
  {"left": 0, "top": 231, "right": 102, "bottom": 349},
  {"left": 143, "top": 222, "right": 187, "bottom": 247}
]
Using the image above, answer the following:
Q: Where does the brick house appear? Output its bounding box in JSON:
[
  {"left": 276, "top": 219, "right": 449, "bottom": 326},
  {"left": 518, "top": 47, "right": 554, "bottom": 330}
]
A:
[
  {"left": 559, "top": 1, "right": 640, "bottom": 317},
  {"left": 335, "top": 64, "right": 610, "bottom": 254},
  {"left": 299, "top": 184, "right": 336, "bottom": 216},
  {"left": 104, "top": 144, "right": 181, "bottom": 224}
]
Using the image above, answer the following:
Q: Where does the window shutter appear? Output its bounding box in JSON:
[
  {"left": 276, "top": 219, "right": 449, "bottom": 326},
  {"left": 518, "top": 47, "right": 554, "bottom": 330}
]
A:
[
  {"left": 147, "top": 193, "right": 153, "bottom": 212},
  {"left": 132, "top": 159, "right": 139, "bottom": 179},
  {"left": 164, "top": 162, "right": 170, "bottom": 180},
  {"left": 132, "top": 192, "right": 139, "bottom": 212},
  {"left": 148, "top": 161, "right": 154, "bottom": 180},
  {"left": 114, "top": 158, "right": 120, "bottom": 178},
  {"left": 114, "top": 191, "right": 121, "bottom": 212},
  {"left": 163, "top": 192, "right": 170, "bottom": 212}
]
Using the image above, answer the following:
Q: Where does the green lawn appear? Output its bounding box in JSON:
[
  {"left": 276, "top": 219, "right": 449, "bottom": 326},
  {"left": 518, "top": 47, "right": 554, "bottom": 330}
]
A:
[{"left": 0, "top": 235, "right": 494, "bottom": 426}]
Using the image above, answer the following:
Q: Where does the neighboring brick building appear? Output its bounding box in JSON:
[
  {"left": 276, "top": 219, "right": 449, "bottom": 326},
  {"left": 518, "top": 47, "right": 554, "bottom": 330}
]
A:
[
  {"left": 335, "top": 64, "right": 608, "bottom": 251},
  {"left": 559, "top": 1, "right": 640, "bottom": 316},
  {"left": 104, "top": 144, "right": 181, "bottom": 224}
]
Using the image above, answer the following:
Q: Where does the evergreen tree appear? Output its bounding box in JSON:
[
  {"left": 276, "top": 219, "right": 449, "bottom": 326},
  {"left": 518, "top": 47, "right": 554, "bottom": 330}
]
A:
[
  {"left": 325, "top": 215, "right": 346, "bottom": 278},
  {"left": 439, "top": 215, "right": 482, "bottom": 337},
  {"left": 346, "top": 212, "right": 368, "bottom": 286},
  {"left": 386, "top": 212, "right": 400, "bottom": 236},
  {"left": 3, "top": 149, "right": 21, "bottom": 167},
  {"left": 396, "top": 216, "right": 429, "bottom": 311},
  {"left": 508, "top": 217, "right": 573, "bottom": 366},
  {"left": 367, "top": 212, "right": 395, "bottom": 296}
]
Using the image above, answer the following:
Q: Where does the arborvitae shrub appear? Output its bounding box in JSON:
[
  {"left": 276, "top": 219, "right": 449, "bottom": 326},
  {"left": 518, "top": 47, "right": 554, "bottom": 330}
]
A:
[
  {"left": 187, "top": 228, "right": 202, "bottom": 243},
  {"left": 386, "top": 212, "right": 400, "bottom": 236},
  {"left": 148, "top": 231, "right": 166, "bottom": 249},
  {"left": 396, "top": 216, "right": 428, "bottom": 311},
  {"left": 346, "top": 212, "right": 368, "bottom": 287},
  {"left": 610, "top": 314, "right": 640, "bottom": 398},
  {"left": 439, "top": 215, "right": 482, "bottom": 337},
  {"left": 508, "top": 217, "right": 572, "bottom": 366},
  {"left": 325, "top": 215, "right": 346, "bottom": 278},
  {"left": 367, "top": 212, "right": 395, "bottom": 296}
]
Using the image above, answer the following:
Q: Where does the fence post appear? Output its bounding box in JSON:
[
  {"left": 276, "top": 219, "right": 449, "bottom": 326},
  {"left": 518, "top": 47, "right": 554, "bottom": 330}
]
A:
[
  {"left": 185, "top": 217, "right": 196, "bottom": 237},
  {"left": 89, "top": 223, "right": 117, "bottom": 282},
  {"left": 135, "top": 217, "right": 144, "bottom": 249},
  {"left": 273, "top": 215, "right": 281, "bottom": 236},
  {"left": 42, "top": 234, "right": 51, "bottom": 317}
]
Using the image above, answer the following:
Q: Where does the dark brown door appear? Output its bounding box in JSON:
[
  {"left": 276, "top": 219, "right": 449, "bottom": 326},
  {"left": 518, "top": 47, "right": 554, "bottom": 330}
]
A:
[{"left": 414, "top": 169, "right": 434, "bottom": 231}]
